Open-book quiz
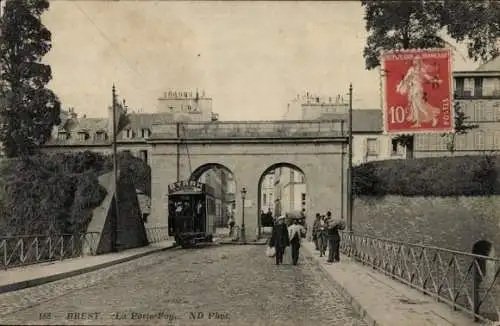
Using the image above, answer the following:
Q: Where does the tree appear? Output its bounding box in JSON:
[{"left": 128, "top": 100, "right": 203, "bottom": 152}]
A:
[
  {"left": 361, "top": 0, "right": 498, "bottom": 157},
  {"left": 441, "top": 102, "right": 479, "bottom": 154},
  {"left": 443, "top": 0, "right": 500, "bottom": 63},
  {"left": 0, "top": 0, "right": 61, "bottom": 158}
]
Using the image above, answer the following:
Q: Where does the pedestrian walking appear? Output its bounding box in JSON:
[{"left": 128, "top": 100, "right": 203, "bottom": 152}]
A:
[
  {"left": 288, "top": 218, "right": 306, "bottom": 265},
  {"left": 312, "top": 213, "right": 321, "bottom": 250},
  {"left": 325, "top": 211, "right": 341, "bottom": 263},
  {"left": 268, "top": 216, "right": 290, "bottom": 265},
  {"left": 228, "top": 215, "right": 236, "bottom": 237},
  {"left": 317, "top": 216, "right": 328, "bottom": 257}
]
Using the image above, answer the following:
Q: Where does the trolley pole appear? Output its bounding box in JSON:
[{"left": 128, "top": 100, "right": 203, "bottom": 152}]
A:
[
  {"left": 346, "top": 83, "right": 354, "bottom": 234},
  {"left": 111, "top": 84, "right": 119, "bottom": 252}
]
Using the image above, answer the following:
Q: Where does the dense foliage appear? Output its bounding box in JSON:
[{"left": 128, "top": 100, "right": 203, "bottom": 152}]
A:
[
  {"left": 0, "top": 0, "right": 61, "bottom": 157},
  {"left": 353, "top": 155, "right": 500, "bottom": 197},
  {"left": 0, "top": 150, "right": 151, "bottom": 236}
]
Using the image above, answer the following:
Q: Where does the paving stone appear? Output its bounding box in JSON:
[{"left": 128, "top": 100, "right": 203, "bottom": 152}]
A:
[{"left": 0, "top": 245, "right": 367, "bottom": 326}]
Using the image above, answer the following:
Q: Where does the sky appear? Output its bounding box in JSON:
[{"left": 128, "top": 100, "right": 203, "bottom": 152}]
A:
[{"left": 41, "top": 1, "right": 479, "bottom": 121}]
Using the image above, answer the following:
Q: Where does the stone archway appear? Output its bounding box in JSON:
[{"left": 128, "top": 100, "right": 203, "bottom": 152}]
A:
[
  {"left": 257, "top": 162, "right": 307, "bottom": 238},
  {"left": 189, "top": 163, "right": 237, "bottom": 233}
]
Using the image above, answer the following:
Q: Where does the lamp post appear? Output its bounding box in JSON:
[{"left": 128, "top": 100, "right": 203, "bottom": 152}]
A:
[
  {"left": 240, "top": 187, "right": 247, "bottom": 243},
  {"left": 347, "top": 83, "right": 353, "bottom": 234}
]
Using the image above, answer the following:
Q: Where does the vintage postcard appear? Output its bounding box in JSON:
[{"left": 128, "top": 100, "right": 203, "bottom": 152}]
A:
[{"left": 0, "top": 1, "right": 499, "bottom": 325}]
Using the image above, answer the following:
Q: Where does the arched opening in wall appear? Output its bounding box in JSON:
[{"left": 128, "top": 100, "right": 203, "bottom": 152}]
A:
[
  {"left": 257, "top": 163, "right": 306, "bottom": 237},
  {"left": 471, "top": 240, "right": 497, "bottom": 320},
  {"left": 189, "top": 163, "right": 237, "bottom": 238}
]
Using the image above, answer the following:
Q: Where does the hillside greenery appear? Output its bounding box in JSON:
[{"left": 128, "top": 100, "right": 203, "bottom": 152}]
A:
[
  {"left": 353, "top": 155, "right": 500, "bottom": 197},
  {"left": 0, "top": 150, "right": 150, "bottom": 236}
]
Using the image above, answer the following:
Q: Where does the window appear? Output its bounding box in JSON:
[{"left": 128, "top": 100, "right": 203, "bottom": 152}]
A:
[
  {"left": 366, "top": 138, "right": 378, "bottom": 156},
  {"left": 140, "top": 150, "right": 148, "bottom": 163},
  {"left": 494, "top": 104, "right": 500, "bottom": 121},
  {"left": 187, "top": 105, "right": 192, "bottom": 112},
  {"left": 301, "top": 193, "right": 306, "bottom": 201},
  {"left": 95, "top": 131, "right": 107, "bottom": 141},
  {"left": 269, "top": 193, "right": 273, "bottom": 204},
  {"left": 263, "top": 194, "right": 267, "bottom": 205},
  {"left": 486, "top": 132, "right": 495, "bottom": 150},
  {"left": 77, "top": 132, "right": 88, "bottom": 141},
  {"left": 475, "top": 131, "right": 485, "bottom": 148},
  {"left": 391, "top": 139, "right": 398, "bottom": 155},
  {"left": 464, "top": 78, "right": 475, "bottom": 96},
  {"left": 125, "top": 129, "right": 134, "bottom": 139},
  {"left": 141, "top": 128, "right": 150, "bottom": 138},
  {"left": 456, "top": 134, "right": 466, "bottom": 150},
  {"left": 474, "top": 102, "right": 484, "bottom": 121},
  {"left": 475, "top": 78, "right": 483, "bottom": 97},
  {"left": 484, "top": 105, "right": 495, "bottom": 121},
  {"left": 494, "top": 132, "right": 500, "bottom": 149},
  {"left": 482, "top": 78, "right": 500, "bottom": 96},
  {"left": 454, "top": 78, "right": 464, "bottom": 96},
  {"left": 57, "top": 132, "right": 68, "bottom": 141}
]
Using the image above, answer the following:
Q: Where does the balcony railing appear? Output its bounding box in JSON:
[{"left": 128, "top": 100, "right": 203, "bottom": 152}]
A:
[
  {"left": 151, "top": 120, "right": 346, "bottom": 139},
  {"left": 341, "top": 233, "right": 500, "bottom": 323},
  {"left": 0, "top": 233, "right": 100, "bottom": 270}
]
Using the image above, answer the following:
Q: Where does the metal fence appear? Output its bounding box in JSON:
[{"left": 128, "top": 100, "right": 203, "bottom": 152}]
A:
[
  {"left": 340, "top": 232, "right": 500, "bottom": 323},
  {"left": 1, "top": 228, "right": 172, "bottom": 270},
  {"left": 0, "top": 233, "right": 100, "bottom": 270}
]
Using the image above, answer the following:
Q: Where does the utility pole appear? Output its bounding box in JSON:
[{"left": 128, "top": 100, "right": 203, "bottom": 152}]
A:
[
  {"left": 346, "top": 83, "right": 353, "bottom": 234},
  {"left": 111, "top": 84, "right": 119, "bottom": 252}
]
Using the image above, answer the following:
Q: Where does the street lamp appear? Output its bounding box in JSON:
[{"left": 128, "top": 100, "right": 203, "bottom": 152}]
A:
[{"left": 240, "top": 187, "right": 247, "bottom": 243}]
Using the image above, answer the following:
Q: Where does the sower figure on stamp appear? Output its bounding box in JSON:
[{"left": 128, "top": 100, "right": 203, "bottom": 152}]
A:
[{"left": 269, "top": 216, "right": 290, "bottom": 265}]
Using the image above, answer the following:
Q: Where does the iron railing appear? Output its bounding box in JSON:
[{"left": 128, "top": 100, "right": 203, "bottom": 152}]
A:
[
  {"left": 0, "top": 233, "right": 100, "bottom": 270},
  {"left": 340, "top": 233, "right": 500, "bottom": 323}
]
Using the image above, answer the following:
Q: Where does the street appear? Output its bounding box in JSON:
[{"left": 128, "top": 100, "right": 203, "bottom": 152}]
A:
[{"left": 0, "top": 245, "right": 367, "bottom": 325}]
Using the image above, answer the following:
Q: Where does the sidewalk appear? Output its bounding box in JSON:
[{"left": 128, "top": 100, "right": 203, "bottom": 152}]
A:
[
  {"left": 303, "top": 242, "right": 477, "bottom": 326},
  {"left": 0, "top": 239, "right": 175, "bottom": 294}
]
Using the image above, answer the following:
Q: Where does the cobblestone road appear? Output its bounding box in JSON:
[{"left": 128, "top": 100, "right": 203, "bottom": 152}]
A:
[{"left": 0, "top": 245, "right": 367, "bottom": 326}]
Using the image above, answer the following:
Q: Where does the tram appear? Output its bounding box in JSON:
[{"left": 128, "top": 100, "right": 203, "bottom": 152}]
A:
[{"left": 167, "top": 180, "right": 216, "bottom": 248}]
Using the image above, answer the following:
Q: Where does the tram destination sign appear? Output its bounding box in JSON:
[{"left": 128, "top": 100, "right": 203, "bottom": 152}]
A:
[{"left": 168, "top": 180, "right": 205, "bottom": 194}]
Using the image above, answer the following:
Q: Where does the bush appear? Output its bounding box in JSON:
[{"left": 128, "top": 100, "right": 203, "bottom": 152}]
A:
[
  {"left": 353, "top": 155, "right": 500, "bottom": 197},
  {"left": 0, "top": 150, "right": 151, "bottom": 236},
  {"left": 0, "top": 152, "right": 109, "bottom": 236}
]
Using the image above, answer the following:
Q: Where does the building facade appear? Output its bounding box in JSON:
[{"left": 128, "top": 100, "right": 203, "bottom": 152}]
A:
[
  {"left": 260, "top": 173, "right": 275, "bottom": 215},
  {"left": 272, "top": 166, "right": 306, "bottom": 217},
  {"left": 156, "top": 89, "right": 216, "bottom": 122},
  {"left": 414, "top": 59, "right": 500, "bottom": 157}
]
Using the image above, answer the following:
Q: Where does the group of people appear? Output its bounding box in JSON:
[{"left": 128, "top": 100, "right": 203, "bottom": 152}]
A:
[
  {"left": 267, "top": 215, "right": 307, "bottom": 265},
  {"left": 312, "top": 211, "right": 341, "bottom": 263}
]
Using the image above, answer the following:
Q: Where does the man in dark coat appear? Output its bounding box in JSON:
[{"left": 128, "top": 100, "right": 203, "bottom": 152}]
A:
[
  {"left": 268, "top": 216, "right": 290, "bottom": 265},
  {"left": 326, "top": 211, "right": 341, "bottom": 263},
  {"left": 288, "top": 218, "right": 306, "bottom": 265},
  {"left": 312, "top": 213, "right": 321, "bottom": 250}
]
